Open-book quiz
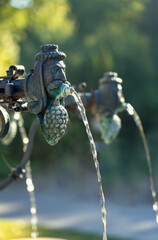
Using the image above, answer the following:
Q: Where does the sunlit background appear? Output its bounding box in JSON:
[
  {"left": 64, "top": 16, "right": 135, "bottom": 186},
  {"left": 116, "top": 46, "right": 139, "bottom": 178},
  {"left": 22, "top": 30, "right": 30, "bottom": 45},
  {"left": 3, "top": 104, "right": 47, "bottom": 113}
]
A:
[{"left": 0, "top": 0, "right": 158, "bottom": 239}]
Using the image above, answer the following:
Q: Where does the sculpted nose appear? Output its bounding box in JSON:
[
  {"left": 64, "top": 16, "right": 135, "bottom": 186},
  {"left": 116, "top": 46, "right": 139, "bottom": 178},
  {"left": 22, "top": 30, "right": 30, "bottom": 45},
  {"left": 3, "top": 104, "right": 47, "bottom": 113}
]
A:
[
  {"left": 57, "top": 69, "right": 67, "bottom": 82},
  {"left": 59, "top": 69, "right": 67, "bottom": 82}
]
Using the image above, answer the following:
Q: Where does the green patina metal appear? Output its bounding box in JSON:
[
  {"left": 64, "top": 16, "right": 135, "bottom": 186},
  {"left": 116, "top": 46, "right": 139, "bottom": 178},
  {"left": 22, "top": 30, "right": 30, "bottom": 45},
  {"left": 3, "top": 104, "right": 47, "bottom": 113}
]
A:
[
  {"left": 27, "top": 44, "right": 74, "bottom": 146},
  {"left": 90, "top": 72, "right": 125, "bottom": 144},
  {"left": 97, "top": 113, "right": 121, "bottom": 144},
  {"left": 40, "top": 103, "right": 69, "bottom": 146},
  {"left": 39, "top": 81, "right": 73, "bottom": 146},
  {"left": 47, "top": 81, "right": 72, "bottom": 100}
]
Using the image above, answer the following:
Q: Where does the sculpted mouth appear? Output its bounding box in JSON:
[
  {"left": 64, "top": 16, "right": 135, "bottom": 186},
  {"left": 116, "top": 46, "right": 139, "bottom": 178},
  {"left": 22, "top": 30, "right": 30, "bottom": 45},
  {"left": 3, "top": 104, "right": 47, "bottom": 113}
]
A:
[
  {"left": 46, "top": 80, "right": 63, "bottom": 91},
  {"left": 54, "top": 79, "right": 66, "bottom": 83}
]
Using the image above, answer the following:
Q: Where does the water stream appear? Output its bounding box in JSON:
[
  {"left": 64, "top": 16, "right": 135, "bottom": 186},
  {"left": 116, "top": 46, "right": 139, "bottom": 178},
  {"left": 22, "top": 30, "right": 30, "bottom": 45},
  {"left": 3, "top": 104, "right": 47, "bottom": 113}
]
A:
[
  {"left": 16, "top": 113, "right": 38, "bottom": 238},
  {"left": 125, "top": 103, "right": 158, "bottom": 223},
  {"left": 72, "top": 91, "right": 107, "bottom": 240}
]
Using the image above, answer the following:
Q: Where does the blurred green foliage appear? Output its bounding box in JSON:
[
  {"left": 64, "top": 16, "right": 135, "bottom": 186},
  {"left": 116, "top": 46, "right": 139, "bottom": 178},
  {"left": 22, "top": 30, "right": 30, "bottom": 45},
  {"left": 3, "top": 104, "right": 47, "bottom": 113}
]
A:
[{"left": 0, "top": 0, "right": 158, "bottom": 190}]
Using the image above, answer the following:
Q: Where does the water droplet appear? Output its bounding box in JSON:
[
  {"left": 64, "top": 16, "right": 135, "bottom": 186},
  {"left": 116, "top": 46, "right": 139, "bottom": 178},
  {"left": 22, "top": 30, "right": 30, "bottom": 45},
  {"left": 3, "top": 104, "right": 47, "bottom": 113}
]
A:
[
  {"left": 31, "top": 216, "right": 38, "bottom": 225},
  {"left": 152, "top": 190, "right": 156, "bottom": 198},
  {"left": 23, "top": 137, "right": 29, "bottom": 144},
  {"left": 31, "top": 231, "right": 38, "bottom": 238},
  {"left": 153, "top": 202, "right": 158, "bottom": 211},
  {"left": 31, "top": 207, "right": 36, "bottom": 214},
  {"left": 14, "top": 112, "right": 20, "bottom": 120},
  {"left": 26, "top": 178, "right": 32, "bottom": 185},
  {"left": 126, "top": 103, "right": 134, "bottom": 115},
  {"left": 27, "top": 185, "right": 34, "bottom": 192}
]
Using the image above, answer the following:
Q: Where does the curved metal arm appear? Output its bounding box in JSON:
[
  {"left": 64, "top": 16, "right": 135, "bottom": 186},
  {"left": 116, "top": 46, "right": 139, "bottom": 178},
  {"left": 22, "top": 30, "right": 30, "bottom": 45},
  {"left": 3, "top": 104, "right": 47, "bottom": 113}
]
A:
[
  {"left": 65, "top": 72, "right": 125, "bottom": 113},
  {"left": 0, "top": 118, "right": 39, "bottom": 191},
  {"left": 0, "top": 106, "right": 10, "bottom": 139}
]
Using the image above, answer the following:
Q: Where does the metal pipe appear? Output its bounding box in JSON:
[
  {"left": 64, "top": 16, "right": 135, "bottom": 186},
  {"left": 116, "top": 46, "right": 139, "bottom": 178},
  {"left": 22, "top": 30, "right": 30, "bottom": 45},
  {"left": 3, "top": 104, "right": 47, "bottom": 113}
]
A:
[{"left": 0, "top": 79, "right": 25, "bottom": 100}]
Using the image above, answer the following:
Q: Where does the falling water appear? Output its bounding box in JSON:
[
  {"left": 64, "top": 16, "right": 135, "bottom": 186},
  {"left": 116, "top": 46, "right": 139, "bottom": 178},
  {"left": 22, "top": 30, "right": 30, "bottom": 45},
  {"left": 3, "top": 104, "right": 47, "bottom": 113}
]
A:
[
  {"left": 125, "top": 103, "right": 158, "bottom": 223},
  {"left": 16, "top": 113, "right": 38, "bottom": 238},
  {"left": 72, "top": 91, "right": 107, "bottom": 240}
]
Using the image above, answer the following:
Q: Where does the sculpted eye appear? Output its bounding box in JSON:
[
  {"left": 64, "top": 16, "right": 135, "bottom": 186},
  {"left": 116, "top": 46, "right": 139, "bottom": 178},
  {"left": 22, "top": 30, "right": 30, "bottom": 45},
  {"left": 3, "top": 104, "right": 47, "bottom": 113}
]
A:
[{"left": 52, "top": 67, "right": 59, "bottom": 73}]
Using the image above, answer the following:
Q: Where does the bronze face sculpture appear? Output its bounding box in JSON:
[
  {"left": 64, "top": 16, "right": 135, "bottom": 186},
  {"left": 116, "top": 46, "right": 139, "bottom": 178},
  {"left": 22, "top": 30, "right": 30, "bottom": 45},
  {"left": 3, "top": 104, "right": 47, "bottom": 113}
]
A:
[{"left": 25, "top": 44, "right": 74, "bottom": 146}]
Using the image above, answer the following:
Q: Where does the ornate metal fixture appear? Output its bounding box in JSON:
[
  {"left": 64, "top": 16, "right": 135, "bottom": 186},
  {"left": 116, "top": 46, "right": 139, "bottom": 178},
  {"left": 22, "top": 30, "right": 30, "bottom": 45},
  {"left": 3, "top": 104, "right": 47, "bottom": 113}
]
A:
[
  {"left": 0, "top": 44, "right": 157, "bottom": 238},
  {"left": 0, "top": 44, "right": 125, "bottom": 189}
]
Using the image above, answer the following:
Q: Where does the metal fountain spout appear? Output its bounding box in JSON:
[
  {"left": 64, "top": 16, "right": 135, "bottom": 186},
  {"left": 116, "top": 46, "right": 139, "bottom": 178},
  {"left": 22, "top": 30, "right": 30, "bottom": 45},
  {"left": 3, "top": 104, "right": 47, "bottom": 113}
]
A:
[
  {"left": 92, "top": 71, "right": 125, "bottom": 143},
  {"left": 0, "top": 46, "right": 129, "bottom": 162},
  {"left": 65, "top": 71, "right": 125, "bottom": 143},
  {"left": 0, "top": 44, "right": 74, "bottom": 146},
  {"left": 0, "top": 43, "right": 125, "bottom": 146},
  {"left": 92, "top": 71, "right": 125, "bottom": 114}
]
